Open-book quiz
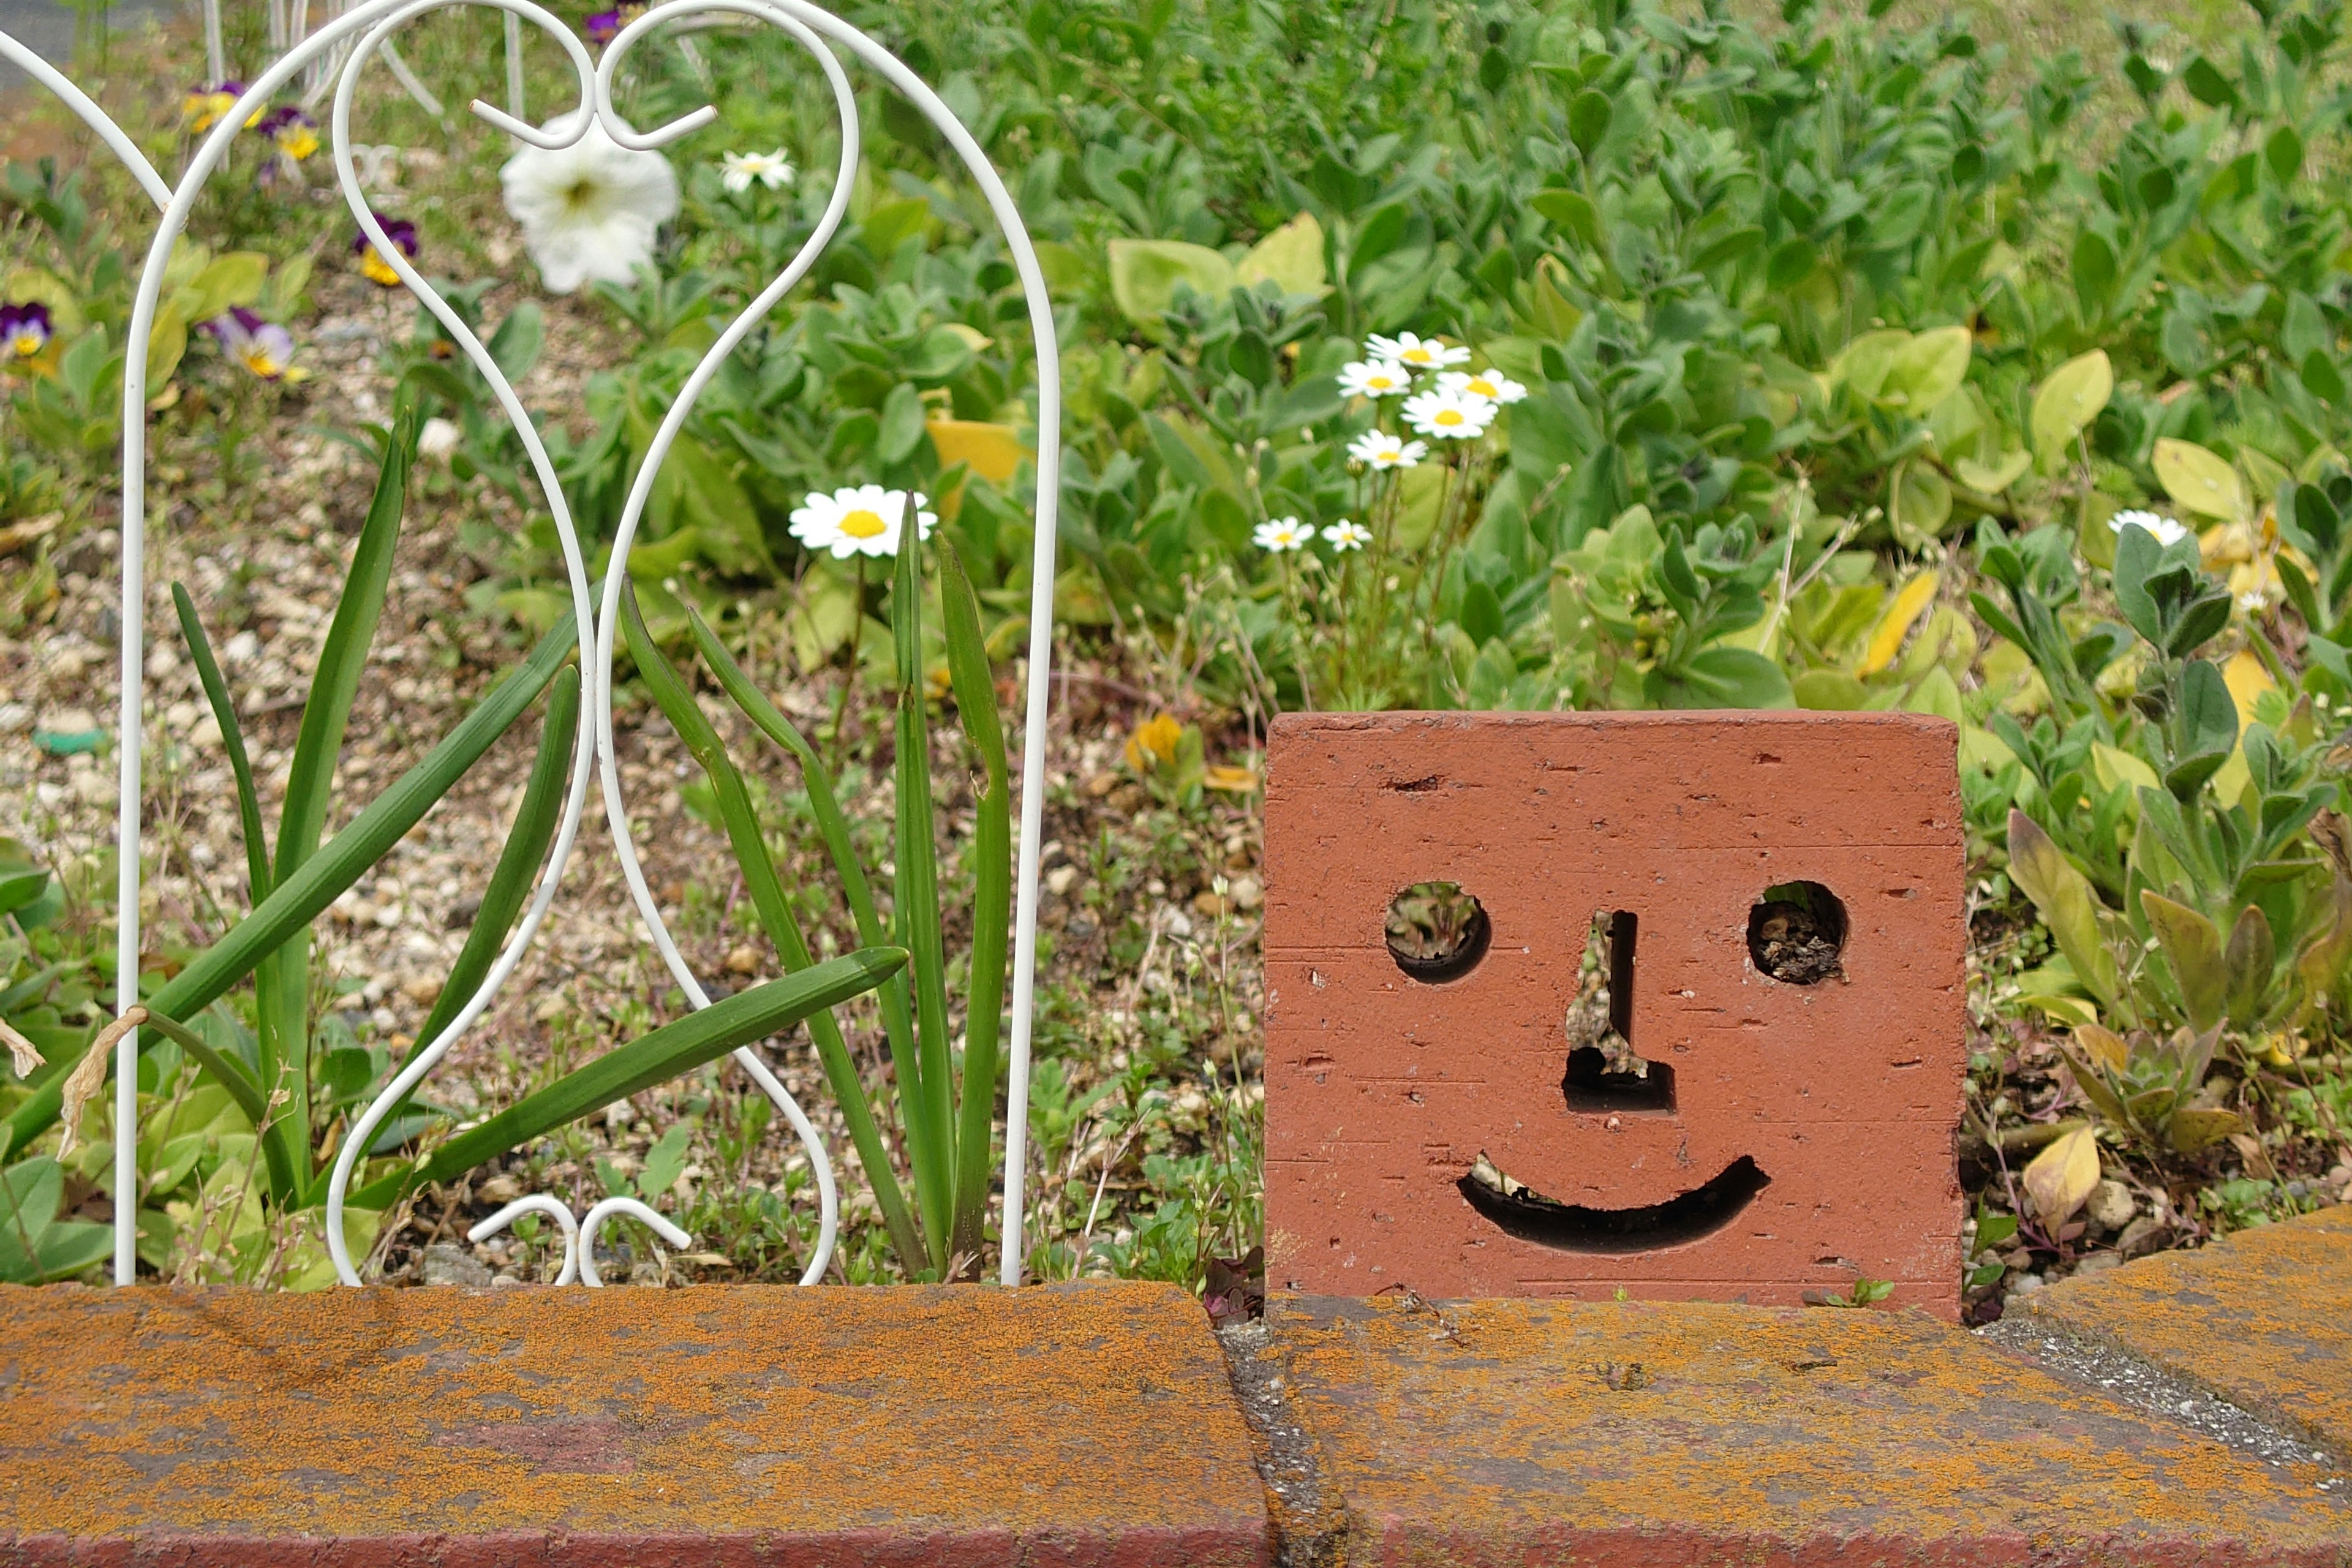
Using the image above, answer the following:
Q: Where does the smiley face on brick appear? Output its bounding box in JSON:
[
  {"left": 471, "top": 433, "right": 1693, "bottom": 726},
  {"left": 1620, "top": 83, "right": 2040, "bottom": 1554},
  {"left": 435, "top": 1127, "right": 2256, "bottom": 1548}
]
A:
[{"left": 1261, "top": 711, "right": 1968, "bottom": 1315}]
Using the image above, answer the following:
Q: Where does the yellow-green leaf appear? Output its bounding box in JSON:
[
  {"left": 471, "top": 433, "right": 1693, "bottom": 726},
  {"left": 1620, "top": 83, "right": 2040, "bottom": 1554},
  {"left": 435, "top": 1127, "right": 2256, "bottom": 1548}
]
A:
[
  {"left": 2030, "top": 349, "right": 2113, "bottom": 469},
  {"left": 2074, "top": 1022, "right": 2129, "bottom": 1074},
  {"left": 2152, "top": 438, "right": 2247, "bottom": 522},
  {"left": 1858, "top": 570, "right": 1938, "bottom": 675},
  {"left": 2022, "top": 1125, "right": 2102, "bottom": 1223},
  {"left": 1954, "top": 450, "right": 2031, "bottom": 493},
  {"left": 1880, "top": 324, "right": 1972, "bottom": 412},
  {"left": 1235, "top": 212, "right": 1328, "bottom": 296},
  {"left": 2140, "top": 890, "right": 2227, "bottom": 1030},
  {"left": 2165, "top": 1107, "right": 2241, "bottom": 1155},
  {"left": 2007, "top": 810, "right": 2119, "bottom": 1008},
  {"left": 1108, "top": 239, "right": 1235, "bottom": 333},
  {"left": 144, "top": 301, "right": 188, "bottom": 389},
  {"left": 2089, "top": 742, "right": 2160, "bottom": 798}
]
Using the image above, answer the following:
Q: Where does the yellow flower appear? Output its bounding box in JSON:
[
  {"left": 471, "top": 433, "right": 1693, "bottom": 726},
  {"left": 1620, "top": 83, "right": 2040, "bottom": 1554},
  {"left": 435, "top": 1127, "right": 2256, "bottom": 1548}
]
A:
[{"left": 1125, "top": 714, "right": 1184, "bottom": 773}]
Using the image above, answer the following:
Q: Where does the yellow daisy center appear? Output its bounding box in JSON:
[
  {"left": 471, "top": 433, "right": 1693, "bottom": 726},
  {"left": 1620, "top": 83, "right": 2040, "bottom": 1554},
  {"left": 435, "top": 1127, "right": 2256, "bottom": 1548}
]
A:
[
  {"left": 841, "top": 508, "right": 888, "bottom": 538},
  {"left": 1403, "top": 347, "right": 1433, "bottom": 363},
  {"left": 1467, "top": 377, "right": 1497, "bottom": 396},
  {"left": 1434, "top": 409, "right": 1464, "bottom": 426}
]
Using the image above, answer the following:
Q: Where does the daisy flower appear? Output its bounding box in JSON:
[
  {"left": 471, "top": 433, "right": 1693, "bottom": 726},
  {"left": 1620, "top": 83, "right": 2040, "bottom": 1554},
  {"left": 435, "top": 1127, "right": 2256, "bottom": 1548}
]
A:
[
  {"left": 1253, "top": 517, "right": 1311, "bottom": 552},
  {"left": 1337, "top": 360, "right": 1412, "bottom": 399},
  {"left": 1402, "top": 388, "right": 1496, "bottom": 440},
  {"left": 352, "top": 213, "right": 418, "bottom": 288},
  {"left": 204, "top": 307, "right": 299, "bottom": 381},
  {"left": 2109, "top": 510, "right": 2190, "bottom": 549},
  {"left": 1346, "top": 429, "right": 1427, "bottom": 470},
  {"left": 1438, "top": 367, "right": 1527, "bottom": 404},
  {"left": 722, "top": 150, "right": 794, "bottom": 193},
  {"left": 500, "top": 107, "right": 680, "bottom": 295},
  {"left": 789, "top": 485, "right": 937, "bottom": 559},
  {"left": 1366, "top": 331, "right": 1470, "bottom": 371},
  {"left": 1, "top": 302, "right": 52, "bottom": 360},
  {"left": 1322, "top": 519, "right": 1372, "bottom": 551}
]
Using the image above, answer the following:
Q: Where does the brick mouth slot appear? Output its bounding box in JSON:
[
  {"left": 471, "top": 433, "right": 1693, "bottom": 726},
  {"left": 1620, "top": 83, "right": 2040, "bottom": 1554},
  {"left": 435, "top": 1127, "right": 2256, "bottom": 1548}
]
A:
[{"left": 1458, "top": 1154, "right": 1771, "bottom": 1254}]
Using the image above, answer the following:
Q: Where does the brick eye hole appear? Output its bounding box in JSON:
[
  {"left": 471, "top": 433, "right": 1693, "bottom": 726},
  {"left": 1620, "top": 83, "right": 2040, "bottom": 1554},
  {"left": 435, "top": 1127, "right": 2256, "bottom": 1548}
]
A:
[
  {"left": 1385, "top": 881, "right": 1490, "bottom": 982},
  {"left": 1748, "top": 881, "right": 1847, "bottom": 984}
]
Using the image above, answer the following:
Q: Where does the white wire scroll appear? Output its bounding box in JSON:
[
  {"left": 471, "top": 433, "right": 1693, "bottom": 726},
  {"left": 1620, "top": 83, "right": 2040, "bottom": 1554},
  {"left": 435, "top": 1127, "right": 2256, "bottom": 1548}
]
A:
[{"left": 2, "top": 0, "right": 1060, "bottom": 1289}]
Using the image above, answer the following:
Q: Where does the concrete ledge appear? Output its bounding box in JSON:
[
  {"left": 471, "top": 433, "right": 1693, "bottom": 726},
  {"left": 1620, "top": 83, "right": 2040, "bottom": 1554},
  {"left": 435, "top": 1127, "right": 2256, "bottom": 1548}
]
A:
[
  {"left": 0, "top": 1281, "right": 1270, "bottom": 1567},
  {"left": 2018, "top": 1207, "right": 2352, "bottom": 1463},
  {"left": 1237, "top": 1294, "right": 2352, "bottom": 1566}
]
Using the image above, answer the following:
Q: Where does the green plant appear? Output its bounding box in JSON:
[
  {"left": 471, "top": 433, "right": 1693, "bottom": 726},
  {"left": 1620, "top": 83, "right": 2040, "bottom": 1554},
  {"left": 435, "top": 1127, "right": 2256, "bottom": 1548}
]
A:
[{"left": 620, "top": 524, "right": 1011, "bottom": 1281}]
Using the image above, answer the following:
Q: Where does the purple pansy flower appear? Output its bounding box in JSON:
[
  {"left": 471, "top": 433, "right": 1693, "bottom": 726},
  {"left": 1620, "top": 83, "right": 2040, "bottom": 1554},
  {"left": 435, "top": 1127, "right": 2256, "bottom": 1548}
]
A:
[
  {"left": 182, "top": 80, "right": 247, "bottom": 132},
  {"left": 582, "top": 2, "right": 641, "bottom": 42},
  {"left": 353, "top": 214, "right": 420, "bottom": 287},
  {"left": 204, "top": 307, "right": 298, "bottom": 381},
  {"left": 257, "top": 105, "right": 320, "bottom": 159},
  {"left": 1, "top": 301, "right": 53, "bottom": 360}
]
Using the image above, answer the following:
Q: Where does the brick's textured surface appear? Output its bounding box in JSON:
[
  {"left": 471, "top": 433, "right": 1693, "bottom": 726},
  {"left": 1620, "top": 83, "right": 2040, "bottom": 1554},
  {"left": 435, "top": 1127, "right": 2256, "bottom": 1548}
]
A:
[
  {"left": 2021, "top": 1206, "right": 2352, "bottom": 1461},
  {"left": 1262, "top": 710, "right": 1967, "bottom": 1313},
  {"left": 1253, "top": 1294, "right": 2352, "bottom": 1566},
  {"left": 0, "top": 1282, "right": 1270, "bottom": 1567}
]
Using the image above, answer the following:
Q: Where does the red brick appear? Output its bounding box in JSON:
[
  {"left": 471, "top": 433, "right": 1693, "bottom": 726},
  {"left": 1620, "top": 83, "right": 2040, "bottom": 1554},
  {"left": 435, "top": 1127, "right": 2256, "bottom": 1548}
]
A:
[
  {"left": 0, "top": 1282, "right": 1270, "bottom": 1566},
  {"left": 2020, "top": 1206, "right": 2352, "bottom": 1460},
  {"left": 1263, "top": 710, "right": 1967, "bottom": 1313},
  {"left": 1247, "top": 1293, "right": 2352, "bottom": 1566}
]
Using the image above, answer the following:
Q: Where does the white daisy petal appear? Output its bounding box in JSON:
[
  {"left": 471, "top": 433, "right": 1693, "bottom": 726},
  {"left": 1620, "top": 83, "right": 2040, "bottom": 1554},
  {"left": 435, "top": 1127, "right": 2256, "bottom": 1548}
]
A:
[
  {"left": 1438, "top": 368, "right": 1528, "bottom": 404},
  {"left": 2109, "top": 509, "right": 2191, "bottom": 549},
  {"left": 1321, "top": 519, "right": 1372, "bottom": 551},
  {"left": 1253, "top": 517, "right": 1311, "bottom": 552},
  {"left": 1338, "top": 360, "right": 1413, "bottom": 399},
  {"left": 1401, "top": 389, "right": 1498, "bottom": 440},
  {"left": 1345, "top": 429, "right": 1428, "bottom": 470},
  {"left": 501, "top": 108, "right": 682, "bottom": 295},
  {"left": 1365, "top": 331, "right": 1472, "bottom": 371}
]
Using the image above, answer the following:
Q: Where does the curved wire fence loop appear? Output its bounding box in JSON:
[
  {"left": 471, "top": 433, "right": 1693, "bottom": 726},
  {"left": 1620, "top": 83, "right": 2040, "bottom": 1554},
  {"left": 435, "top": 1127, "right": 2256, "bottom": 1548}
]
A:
[
  {"left": 9, "top": 0, "right": 1059, "bottom": 1292},
  {"left": 579, "top": 1197, "right": 693, "bottom": 1286}
]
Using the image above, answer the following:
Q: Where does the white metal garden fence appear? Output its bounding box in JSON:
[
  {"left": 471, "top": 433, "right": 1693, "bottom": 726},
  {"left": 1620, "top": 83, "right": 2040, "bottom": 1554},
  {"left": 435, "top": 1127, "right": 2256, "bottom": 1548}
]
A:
[{"left": 0, "top": 0, "right": 1062, "bottom": 1289}]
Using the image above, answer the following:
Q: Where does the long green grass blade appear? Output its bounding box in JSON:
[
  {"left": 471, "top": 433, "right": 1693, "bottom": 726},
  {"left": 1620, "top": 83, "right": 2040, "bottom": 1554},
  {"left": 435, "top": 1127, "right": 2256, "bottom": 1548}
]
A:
[
  {"left": 940, "top": 538, "right": 1011, "bottom": 1261},
  {"left": 386, "top": 665, "right": 580, "bottom": 1134},
  {"left": 624, "top": 587, "right": 930, "bottom": 1273},
  {"left": 682, "top": 605, "right": 931, "bottom": 1238},
  {"left": 391, "top": 946, "right": 908, "bottom": 1198},
  {"left": 171, "top": 584, "right": 271, "bottom": 904},
  {"left": 0, "top": 618, "right": 576, "bottom": 1158},
  {"left": 892, "top": 532, "right": 957, "bottom": 1272},
  {"left": 135, "top": 1011, "right": 268, "bottom": 1128},
  {"left": 266, "top": 389, "right": 423, "bottom": 1196},
  {"left": 170, "top": 581, "right": 299, "bottom": 1197}
]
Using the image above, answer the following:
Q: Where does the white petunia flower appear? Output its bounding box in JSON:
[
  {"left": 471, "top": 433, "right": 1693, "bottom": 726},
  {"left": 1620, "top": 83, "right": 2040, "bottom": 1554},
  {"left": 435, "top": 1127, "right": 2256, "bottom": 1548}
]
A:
[
  {"left": 1366, "top": 331, "right": 1470, "bottom": 371},
  {"left": 2109, "top": 509, "right": 2190, "bottom": 548},
  {"left": 1439, "top": 367, "right": 1528, "bottom": 404},
  {"left": 1254, "top": 517, "right": 1311, "bottom": 552},
  {"left": 1338, "top": 360, "right": 1413, "bottom": 399},
  {"left": 790, "top": 484, "right": 938, "bottom": 559},
  {"left": 1402, "top": 388, "right": 1497, "bottom": 440},
  {"left": 417, "top": 417, "right": 462, "bottom": 460},
  {"left": 1346, "top": 429, "right": 1428, "bottom": 470},
  {"left": 1321, "top": 519, "right": 1372, "bottom": 551},
  {"left": 722, "top": 149, "right": 794, "bottom": 193},
  {"left": 500, "top": 108, "right": 682, "bottom": 295}
]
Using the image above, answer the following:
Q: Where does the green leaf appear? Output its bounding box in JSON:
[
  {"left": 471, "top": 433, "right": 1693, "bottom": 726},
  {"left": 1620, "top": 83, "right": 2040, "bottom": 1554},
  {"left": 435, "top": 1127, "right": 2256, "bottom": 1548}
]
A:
[
  {"left": 1107, "top": 239, "right": 1234, "bottom": 331},
  {"left": 172, "top": 583, "right": 271, "bottom": 906},
  {"left": 2223, "top": 904, "right": 2275, "bottom": 1025},
  {"left": 1568, "top": 88, "right": 1613, "bottom": 155},
  {"left": 396, "top": 667, "right": 581, "bottom": 1131},
  {"left": 2152, "top": 438, "right": 2245, "bottom": 522},
  {"left": 2265, "top": 124, "right": 2304, "bottom": 183},
  {"left": 1766, "top": 236, "right": 1817, "bottom": 288},
  {"left": 940, "top": 539, "right": 1011, "bottom": 1264},
  {"left": 892, "top": 533, "right": 957, "bottom": 1270},
  {"left": 2007, "top": 810, "right": 2119, "bottom": 1010},
  {"left": 486, "top": 302, "right": 545, "bottom": 383},
  {"left": 2180, "top": 56, "right": 2237, "bottom": 108},
  {"left": 1532, "top": 189, "right": 1601, "bottom": 248},
  {"left": 1880, "top": 325, "right": 1972, "bottom": 412},
  {"left": 2031, "top": 350, "right": 2112, "bottom": 469},
  {"left": 2140, "top": 891, "right": 2226, "bottom": 1030},
  {"left": 1660, "top": 647, "right": 1793, "bottom": 709},
  {"left": 1235, "top": 212, "right": 1327, "bottom": 296},
  {"left": 2178, "top": 658, "right": 2239, "bottom": 760},
  {"left": 2071, "top": 230, "right": 2117, "bottom": 319},
  {"left": 624, "top": 588, "right": 930, "bottom": 1275},
  {"left": 1792, "top": 669, "right": 1869, "bottom": 710},
  {"left": 399, "top": 949, "right": 909, "bottom": 1195}
]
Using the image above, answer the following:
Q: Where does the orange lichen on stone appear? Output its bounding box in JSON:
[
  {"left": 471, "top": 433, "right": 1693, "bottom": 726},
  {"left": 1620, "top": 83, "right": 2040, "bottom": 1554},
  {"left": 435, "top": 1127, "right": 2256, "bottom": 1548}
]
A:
[
  {"left": 0, "top": 1282, "right": 1270, "bottom": 1566},
  {"left": 2022, "top": 1207, "right": 2352, "bottom": 1463},
  {"left": 1258, "top": 1293, "right": 2352, "bottom": 1566}
]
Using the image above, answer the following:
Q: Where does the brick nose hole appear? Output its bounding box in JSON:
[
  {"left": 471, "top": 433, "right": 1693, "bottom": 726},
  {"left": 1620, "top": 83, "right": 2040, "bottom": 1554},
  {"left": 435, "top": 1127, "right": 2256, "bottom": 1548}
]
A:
[
  {"left": 1459, "top": 1156, "right": 1771, "bottom": 1254},
  {"left": 1385, "top": 881, "right": 1490, "bottom": 982},
  {"left": 1563, "top": 911, "right": 1673, "bottom": 1111},
  {"left": 1748, "top": 881, "right": 1847, "bottom": 984}
]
